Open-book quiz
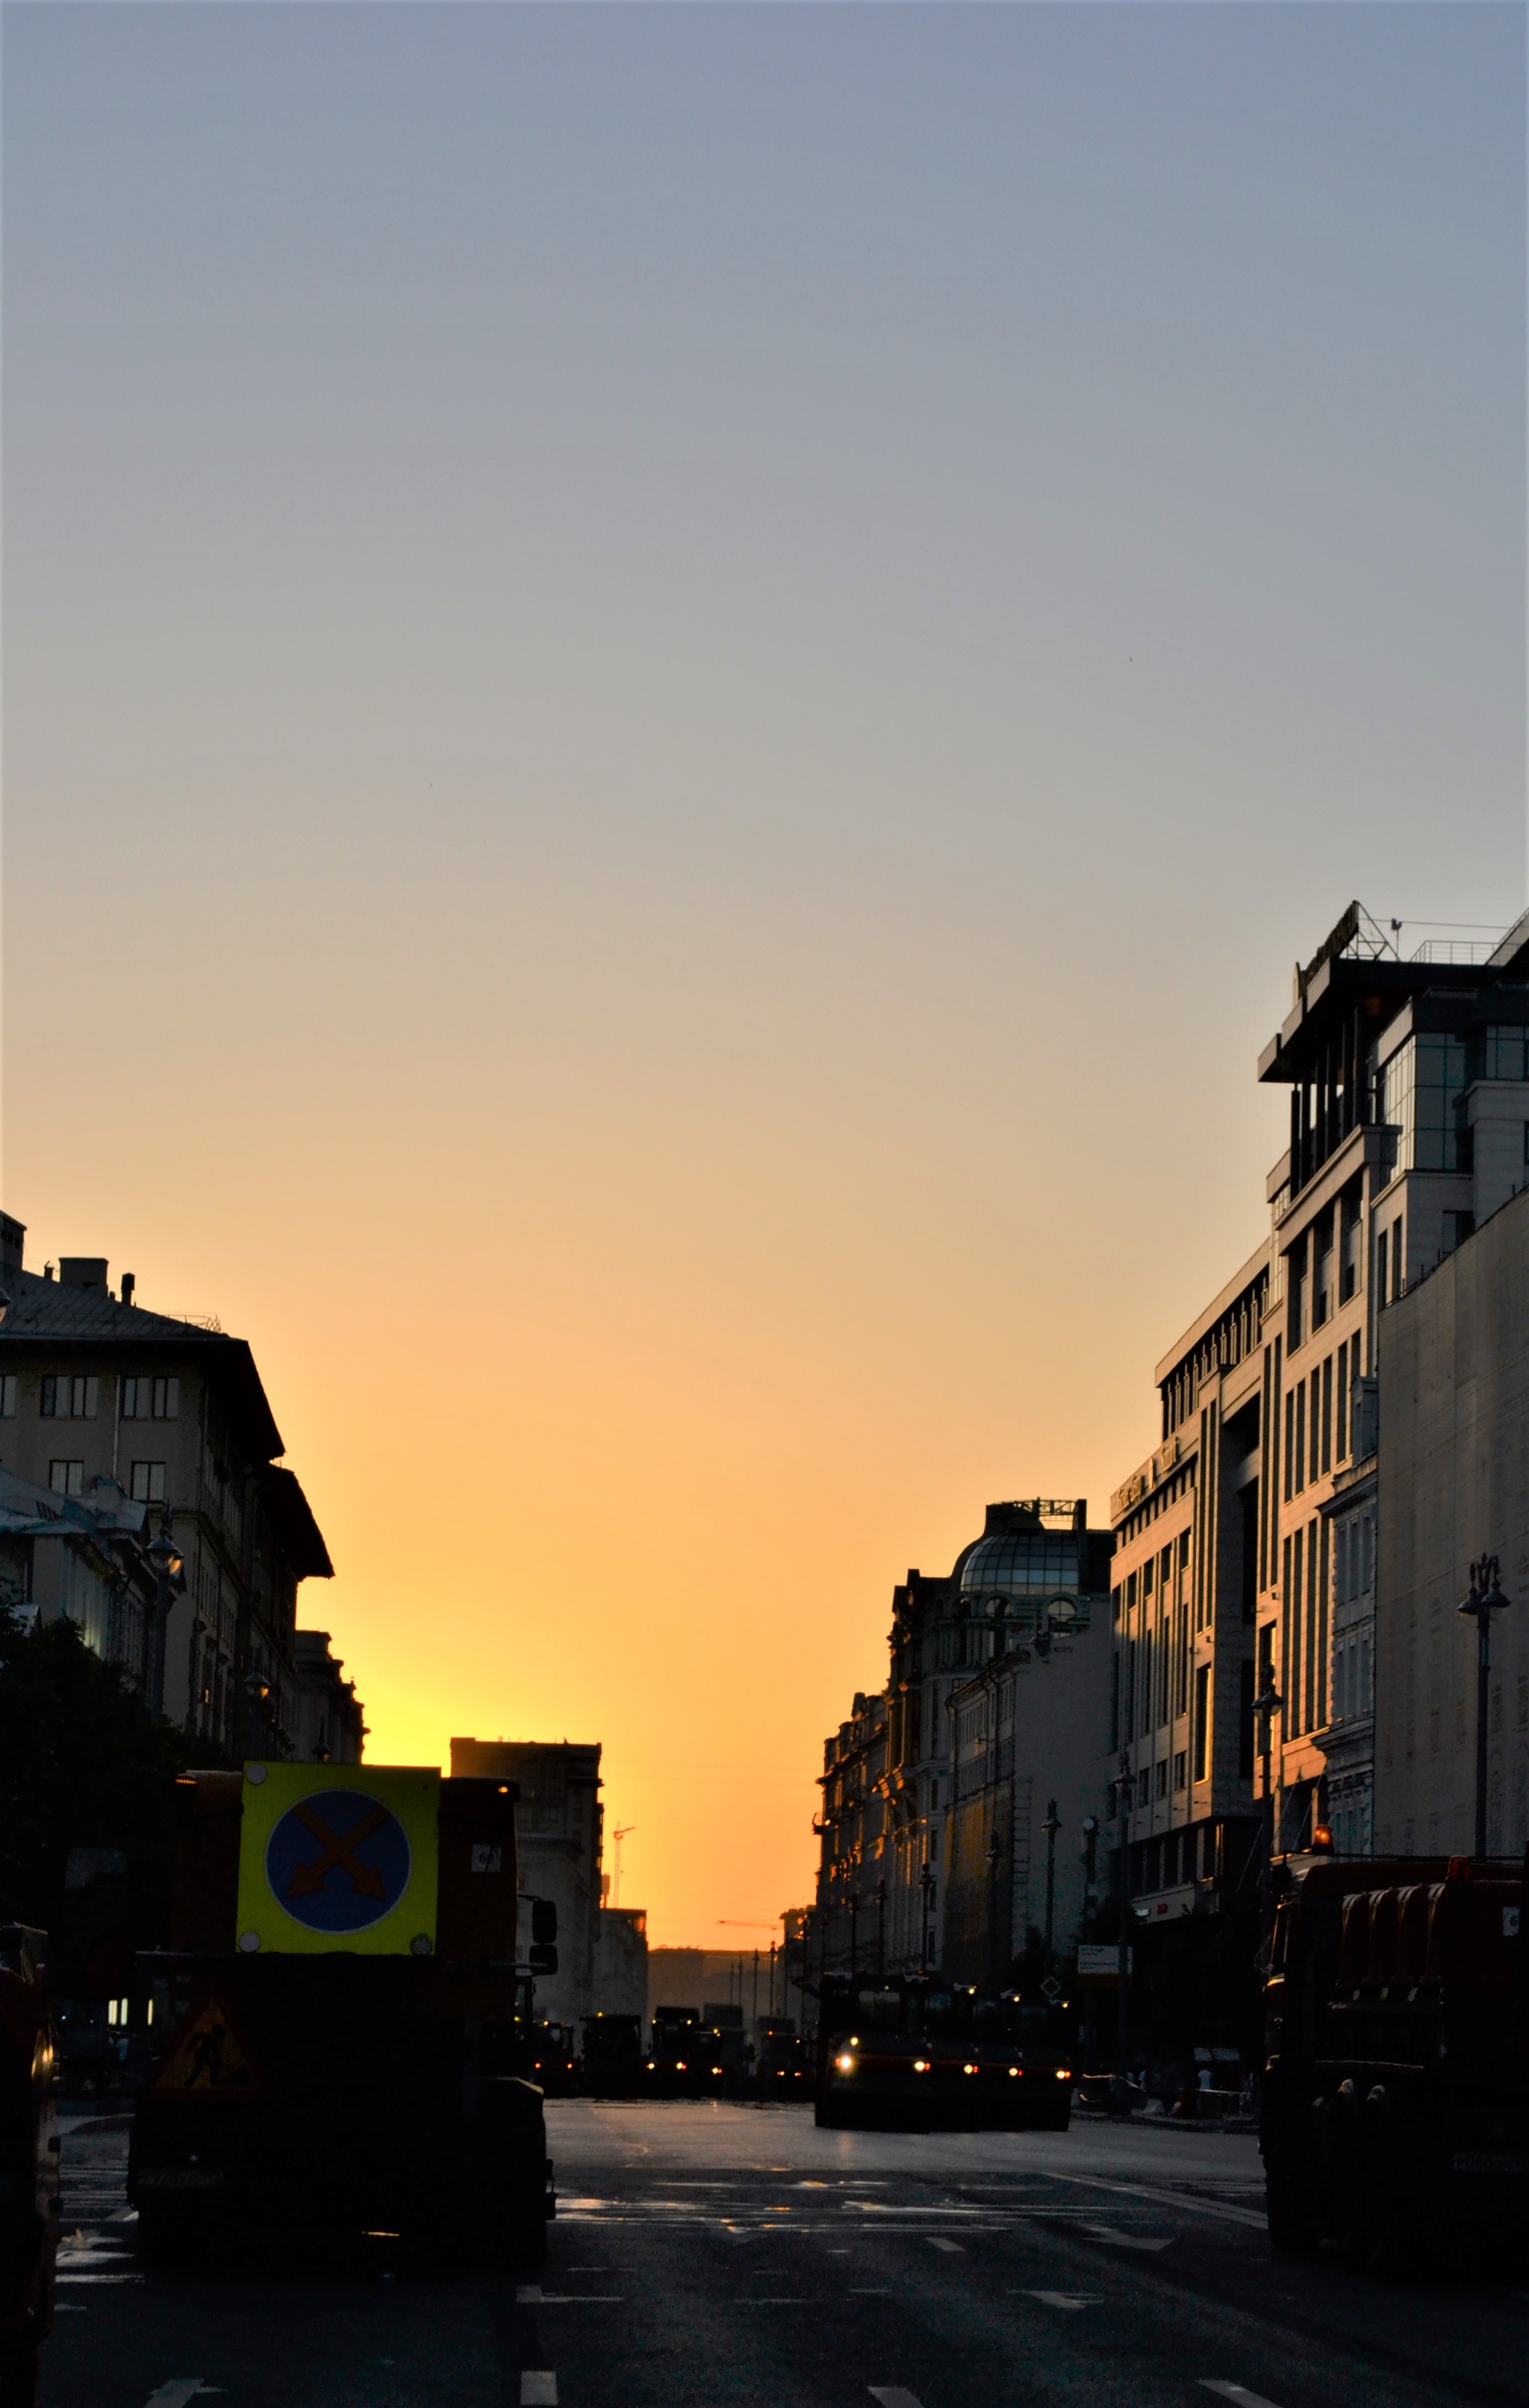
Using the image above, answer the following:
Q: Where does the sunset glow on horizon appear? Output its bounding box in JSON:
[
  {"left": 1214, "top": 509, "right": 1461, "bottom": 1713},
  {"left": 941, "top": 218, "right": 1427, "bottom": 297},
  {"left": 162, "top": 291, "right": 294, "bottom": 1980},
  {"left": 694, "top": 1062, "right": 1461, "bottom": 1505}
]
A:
[{"left": 7, "top": 3, "right": 1523, "bottom": 1944}]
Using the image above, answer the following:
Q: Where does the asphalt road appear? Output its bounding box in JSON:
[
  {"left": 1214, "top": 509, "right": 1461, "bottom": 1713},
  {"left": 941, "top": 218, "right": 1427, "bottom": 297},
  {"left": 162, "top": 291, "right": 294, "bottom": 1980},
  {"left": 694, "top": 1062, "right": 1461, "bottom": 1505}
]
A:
[{"left": 38, "top": 2099, "right": 1529, "bottom": 2408}]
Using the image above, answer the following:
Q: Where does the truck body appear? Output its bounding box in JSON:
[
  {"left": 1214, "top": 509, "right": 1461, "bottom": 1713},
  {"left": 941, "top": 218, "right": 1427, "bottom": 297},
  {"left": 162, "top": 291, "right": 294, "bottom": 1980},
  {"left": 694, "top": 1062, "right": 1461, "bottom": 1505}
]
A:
[
  {"left": 129, "top": 1765, "right": 554, "bottom": 2265},
  {"left": 0, "top": 1927, "right": 57, "bottom": 2408},
  {"left": 644, "top": 2006, "right": 726, "bottom": 2097},
  {"left": 1261, "top": 1853, "right": 1529, "bottom": 2268},
  {"left": 815, "top": 1976, "right": 1073, "bottom": 2130},
  {"left": 580, "top": 2012, "right": 642, "bottom": 2097}
]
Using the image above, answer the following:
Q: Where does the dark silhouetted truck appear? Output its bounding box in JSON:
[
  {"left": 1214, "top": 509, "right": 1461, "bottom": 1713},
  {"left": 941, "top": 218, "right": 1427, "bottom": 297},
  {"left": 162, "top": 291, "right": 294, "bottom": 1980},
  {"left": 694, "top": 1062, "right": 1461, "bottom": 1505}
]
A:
[
  {"left": 815, "top": 1975, "right": 1073, "bottom": 2130},
  {"left": 129, "top": 1765, "right": 556, "bottom": 2265},
  {"left": 1261, "top": 1854, "right": 1529, "bottom": 2268}
]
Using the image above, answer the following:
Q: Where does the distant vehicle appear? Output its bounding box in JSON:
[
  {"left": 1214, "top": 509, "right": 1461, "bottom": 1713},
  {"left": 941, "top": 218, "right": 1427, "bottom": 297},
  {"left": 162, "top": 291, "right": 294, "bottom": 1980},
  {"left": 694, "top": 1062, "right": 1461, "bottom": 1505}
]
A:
[
  {"left": 580, "top": 2012, "right": 643, "bottom": 2096},
  {"left": 0, "top": 1924, "right": 57, "bottom": 2408},
  {"left": 129, "top": 1766, "right": 555, "bottom": 2265},
  {"left": 1262, "top": 1853, "right": 1529, "bottom": 2269},
  {"left": 644, "top": 2005, "right": 726, "bottom": 2098},
  {"left": 815, "top": 1977, "right": 1073, "bottom": 2130},
  {"left": 529, "top": 2019, "right": 579, "bottom": 2096},
  {"left": 701, "top": 2003, "right": 754, "bottom": 2096},
  {"left": 754, "top": 2017, "right": 809, "bottom": 2097}
]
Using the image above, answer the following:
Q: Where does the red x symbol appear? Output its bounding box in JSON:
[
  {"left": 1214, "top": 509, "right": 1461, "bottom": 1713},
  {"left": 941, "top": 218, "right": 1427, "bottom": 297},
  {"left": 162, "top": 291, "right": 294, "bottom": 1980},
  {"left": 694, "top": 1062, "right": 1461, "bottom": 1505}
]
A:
[{"left": 287, "top": 1800, "right": 389, "bottom": 1900}]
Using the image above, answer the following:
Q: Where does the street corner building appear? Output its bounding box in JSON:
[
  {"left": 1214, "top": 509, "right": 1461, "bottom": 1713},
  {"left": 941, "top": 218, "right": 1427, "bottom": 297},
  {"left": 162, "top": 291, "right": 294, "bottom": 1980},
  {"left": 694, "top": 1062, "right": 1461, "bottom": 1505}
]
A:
[
  {"left": 1108, "top": 897, "right": 1529, "bottom": 1936},
  {"left": 813, "top": 1498, "right": 1116, "bottom": 1990},
  {"left": 0, "top": 1211, "right": 362, "bottom": 1763}
]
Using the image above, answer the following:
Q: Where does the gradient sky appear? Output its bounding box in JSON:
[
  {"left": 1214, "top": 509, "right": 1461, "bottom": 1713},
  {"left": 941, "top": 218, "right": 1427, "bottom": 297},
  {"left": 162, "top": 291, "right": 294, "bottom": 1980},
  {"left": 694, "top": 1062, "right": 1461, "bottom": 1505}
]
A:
[{"left": 4, "top": 3, "right": 1524, "bottom": 1943}]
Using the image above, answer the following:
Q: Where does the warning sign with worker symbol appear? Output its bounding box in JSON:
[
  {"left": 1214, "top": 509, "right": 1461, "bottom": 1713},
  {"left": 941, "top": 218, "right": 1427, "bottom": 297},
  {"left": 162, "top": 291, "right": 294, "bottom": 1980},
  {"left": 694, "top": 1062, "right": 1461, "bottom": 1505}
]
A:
[
  {"left": 234, "top": 1762, "right": 440, "bottom": 1956},
  {"left": 151, "top": 1991, "right": 261, "bottom": 2100}
]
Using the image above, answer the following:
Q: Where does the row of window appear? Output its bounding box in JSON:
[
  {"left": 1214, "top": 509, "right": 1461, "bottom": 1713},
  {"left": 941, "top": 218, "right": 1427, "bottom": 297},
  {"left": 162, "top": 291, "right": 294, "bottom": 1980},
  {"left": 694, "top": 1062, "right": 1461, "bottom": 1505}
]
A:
[
  {"left": 49, "top": 1459, "right": 166, "bottom": 1502},
  {"left": 1283, "top": 1335, "right": 1363, "bottom": 1499},
  {"left": 1278, "top": 1516, "right": 1330, "bottom": 1740},
  {"left": 34, "top": 1373, "right": 180, "bottom": 1422}
]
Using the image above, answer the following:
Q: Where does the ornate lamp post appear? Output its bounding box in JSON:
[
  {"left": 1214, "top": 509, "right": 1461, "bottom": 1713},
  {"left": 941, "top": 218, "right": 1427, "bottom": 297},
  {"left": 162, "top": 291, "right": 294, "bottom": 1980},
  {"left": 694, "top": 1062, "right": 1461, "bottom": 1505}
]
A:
[
  {"left": 1253, "top": 1671, "right": 1284, "bottom": 1947},
  {"left": 1459, "top": 1555, "right": 1511, "bottom": 1856},
  {"left": 143, "top": 1508, "right": 183, "bottom": 1721},
  {"left": 1112, "top": 1751, "right": 1132, "bottom": 2082},
  {"left": 1041, "top": 1797, "right": 1062, "bottom": 1976}
]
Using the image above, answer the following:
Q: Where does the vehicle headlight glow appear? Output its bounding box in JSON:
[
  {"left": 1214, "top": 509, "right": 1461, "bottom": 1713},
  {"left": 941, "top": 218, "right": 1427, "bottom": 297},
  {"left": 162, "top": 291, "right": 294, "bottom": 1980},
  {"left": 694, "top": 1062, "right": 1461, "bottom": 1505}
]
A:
[
  {"left": 962, "top": 2062, "right": 977, "bottom": 2075},
  {"left": 1056, "top": 2068, "right": 1071, "bottom": 2080},
  {"left": 835, "top": 2051, "right": 856, "bottom": 2073},
  {"left": 913, "top": 2058, "right": 930, "bottom": 2073}
]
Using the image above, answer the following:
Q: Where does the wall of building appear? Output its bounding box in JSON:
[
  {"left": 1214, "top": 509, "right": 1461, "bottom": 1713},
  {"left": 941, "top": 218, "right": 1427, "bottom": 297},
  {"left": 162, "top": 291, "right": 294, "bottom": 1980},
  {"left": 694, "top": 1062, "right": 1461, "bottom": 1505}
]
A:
[
  {"left": 449, "top": 1738, "right": 604, "bottom": 2024},
  {"left": 1374, "top": 1186, "right": 1529, "bottom": 1856}
]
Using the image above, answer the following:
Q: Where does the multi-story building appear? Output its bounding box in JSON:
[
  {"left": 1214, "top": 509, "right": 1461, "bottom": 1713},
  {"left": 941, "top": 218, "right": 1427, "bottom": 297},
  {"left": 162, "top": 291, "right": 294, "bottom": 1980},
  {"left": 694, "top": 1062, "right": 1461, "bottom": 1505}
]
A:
[
  {"left": 290, "top": 1629, "right": 367, "bottom": 1765},
  {"left": 0, "top": 1462, "right": 161, "bottom": 1674},
  {"left": 450, "top": 1738, "right": 605, "bottom": 2024},
  {"left": 0, "top": 1214, "right": 344, "bottom": 1756},
  {"left": 814, "top": 1498, "right": 1115, "bottom": 1981},
  {"left": 1373, "top": 1182, "right": 1529, "bottom": 1856},
  {"left": 1109, "top": 899, "right": 1529, "bottom": 1891}
]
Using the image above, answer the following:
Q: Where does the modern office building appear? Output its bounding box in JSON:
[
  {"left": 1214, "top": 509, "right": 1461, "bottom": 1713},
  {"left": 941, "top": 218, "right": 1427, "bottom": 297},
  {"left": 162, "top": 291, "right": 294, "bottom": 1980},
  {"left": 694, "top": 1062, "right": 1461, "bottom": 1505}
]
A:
[{"left": 1109, "top": 899, "right": 1529, "bottom": 1892}]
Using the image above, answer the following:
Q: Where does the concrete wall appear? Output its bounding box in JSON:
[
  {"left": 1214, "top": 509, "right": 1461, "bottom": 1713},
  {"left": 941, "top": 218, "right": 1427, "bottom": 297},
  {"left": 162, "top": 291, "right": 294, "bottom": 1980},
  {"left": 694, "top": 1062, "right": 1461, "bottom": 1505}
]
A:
[{"left": 1374, "top": 1186, "right": 1529, "bottom": 1856}]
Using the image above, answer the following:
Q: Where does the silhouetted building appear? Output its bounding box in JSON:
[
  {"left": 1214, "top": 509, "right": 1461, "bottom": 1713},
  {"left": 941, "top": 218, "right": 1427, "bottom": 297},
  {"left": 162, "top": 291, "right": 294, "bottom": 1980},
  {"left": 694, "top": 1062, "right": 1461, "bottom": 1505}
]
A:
[
  {"left": 0, "top": 1213, "right": 340, "bottom": 1755},
  {"left": 291, "top": 1629, "right": 366, "bottom": 1764},
  {"left": 815, "top": 1499, "right": 1114, "bottom": 1982},
  {"left": 450, "top": 1738, "right": 604, "bottom": 2023},
  {"left": 593, "top": 1906, "right": 648, "bottom": 2018}
]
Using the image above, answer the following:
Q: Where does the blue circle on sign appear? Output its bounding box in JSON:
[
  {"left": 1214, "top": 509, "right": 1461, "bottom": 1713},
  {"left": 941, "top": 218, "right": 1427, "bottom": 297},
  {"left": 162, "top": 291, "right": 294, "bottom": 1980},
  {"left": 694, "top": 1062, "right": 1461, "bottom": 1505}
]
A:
[{"left": 265, "top": 1789, "right": 412, "bottom": 1933}]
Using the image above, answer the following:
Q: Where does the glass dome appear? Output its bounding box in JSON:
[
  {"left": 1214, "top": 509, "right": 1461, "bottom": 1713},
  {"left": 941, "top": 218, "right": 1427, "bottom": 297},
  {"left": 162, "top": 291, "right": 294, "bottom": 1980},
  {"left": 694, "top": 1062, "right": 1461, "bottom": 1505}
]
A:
[{"left": 959, "top": 1531, "right": 1079, "bottom": 1600}]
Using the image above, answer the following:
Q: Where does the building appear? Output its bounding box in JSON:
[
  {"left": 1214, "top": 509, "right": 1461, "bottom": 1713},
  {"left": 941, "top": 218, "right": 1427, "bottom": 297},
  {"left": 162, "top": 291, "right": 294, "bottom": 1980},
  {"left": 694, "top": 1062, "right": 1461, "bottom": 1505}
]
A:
[
  {"left": 1373, "top": 1182, "right": 1529, "bottom": 1856},
  {"left": 290, "top": 1629, "right": 366, "bottom": 1765},
  {"left": 0, "top": 1214, "right": 345, "bottom": 1756},
  {"left": 815, "top": 1498, "right": 1115, "bottom": 1983},
  {"left": 450, "top": 1739, "right": 605, "bottom": 2024},
  {"left": 592, "top": 1906, "right": 649, "bottom": 2020},
  {"left": 1108, "top": 898, "right": 1529, "bottom": 1896},
  {"left": 0, "top": 1463, "right": 160, "bottom": 1676}
]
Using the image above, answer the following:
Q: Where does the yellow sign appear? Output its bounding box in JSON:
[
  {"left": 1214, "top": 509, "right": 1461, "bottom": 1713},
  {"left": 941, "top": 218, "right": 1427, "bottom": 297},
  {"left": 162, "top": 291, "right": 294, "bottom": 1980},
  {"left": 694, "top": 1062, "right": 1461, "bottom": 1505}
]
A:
[
  {"left": 152, "top": 1992, "right": 261, "bottom": 2099},
  {"left": 234, "top": 1762, "right": 440, "bottom": 1956}
]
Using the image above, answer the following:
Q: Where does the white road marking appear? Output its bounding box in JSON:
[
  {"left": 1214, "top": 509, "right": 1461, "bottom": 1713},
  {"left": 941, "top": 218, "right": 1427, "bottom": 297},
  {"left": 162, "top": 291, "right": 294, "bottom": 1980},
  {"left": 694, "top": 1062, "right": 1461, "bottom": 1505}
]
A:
[
  {"left": 869, "top": 2390, "right": 926, "bottom": 2408},
  {"left": 143, "top": 2386, "right": 217, "bottom": 2408},
  {"left": 1200, "top": 2388, "right": 1283, "bottom": 2408},
  {"left": 520, "top": 2377, "right": 558, "bottom": 2408},
  {"left": 1044, "top": 2173, "right": 1267, "bottom": 2230},
  {"left": 518, "top": 2292, "right": 625, "bottom": 2304},
  {"left": 1083, "top": 2224, "right": 1174, "bottom": 2252},
  {"left": 1023, "top": 2291, "right": 1101, "bottom": 2312},
  {"left": 849, "top": 2287, "right": 893, "bottom": 2295},
  {"left": 744, "top": 2297, "right": 812, "bottom": 2304},
  {"left": 927, "top": 2237, "right": 965, "bottom": 2254},
  {"left": 58, "top": 2273, "right": 146, "bottom": 2286}
]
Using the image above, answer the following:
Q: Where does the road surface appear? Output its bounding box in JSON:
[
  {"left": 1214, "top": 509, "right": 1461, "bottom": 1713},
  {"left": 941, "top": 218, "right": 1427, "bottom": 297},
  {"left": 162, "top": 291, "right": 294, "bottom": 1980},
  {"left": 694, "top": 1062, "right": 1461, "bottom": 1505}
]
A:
[{"left": 38, "top": 2097, "right": 1525, "bottom": 2408}]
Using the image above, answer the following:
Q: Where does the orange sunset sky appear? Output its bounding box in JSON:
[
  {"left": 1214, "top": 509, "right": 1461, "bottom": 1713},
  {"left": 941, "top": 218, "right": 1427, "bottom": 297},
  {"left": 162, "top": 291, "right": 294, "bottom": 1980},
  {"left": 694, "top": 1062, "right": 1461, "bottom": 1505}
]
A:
[{"left": 6, "top": 6, "right": 1524, "bottom": 1940}]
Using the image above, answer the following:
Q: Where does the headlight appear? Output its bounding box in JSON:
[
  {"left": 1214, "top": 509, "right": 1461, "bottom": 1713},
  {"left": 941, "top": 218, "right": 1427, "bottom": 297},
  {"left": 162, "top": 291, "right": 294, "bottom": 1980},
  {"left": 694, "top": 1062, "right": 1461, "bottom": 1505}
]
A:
[
  {"left": 1056, "top": 2068, "right": 1071, "bottom": 2080},
  {"left": 1009, "top": 2067, "right": 1021, "bottom": 2078},
  {"left": 913, "top": 2059, "right": 930, "bottom": 2073},
  {"left": 835, "top": 2051, "right": 856, "bottom": 2074}
]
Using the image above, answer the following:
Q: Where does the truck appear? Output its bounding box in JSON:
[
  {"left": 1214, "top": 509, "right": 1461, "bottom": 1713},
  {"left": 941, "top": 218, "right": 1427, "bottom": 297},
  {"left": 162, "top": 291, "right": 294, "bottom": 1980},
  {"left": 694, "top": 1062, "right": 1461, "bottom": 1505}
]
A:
[
  {"left": 0, "top": 1925, "right": 57, "bottom": 2408},
  {"left": 128, "top": 1762, "right": 555, "bottom": 2266},
  {"left": 1261, "top": 1853, "right": 1529, "bottom": 2270},
  {"left": 815, "top": 1975, "right": 1074, "bottom": 2130},
  {"left": 643, "top": 2006, "right": 726, "bottom": 2097},
  {"left": 580, "top": 2012, "right": 643, "bottom": 2096}
]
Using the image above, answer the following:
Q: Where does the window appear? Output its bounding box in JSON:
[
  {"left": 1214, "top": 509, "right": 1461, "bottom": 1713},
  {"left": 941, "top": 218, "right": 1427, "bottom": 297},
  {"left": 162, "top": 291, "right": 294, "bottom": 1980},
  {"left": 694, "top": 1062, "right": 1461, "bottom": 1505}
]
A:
[
  {"left": 1312, "top": 1207, "right": 1333, "bottom": 1329},
  {"left": 0, "top": 1375, "right": 13, "bottom": 1418},
  {"left": 1173, "top": 1750, "right": 1187, "bottom": 1793},
  {"left": 1178, "top": 1531, "right": 1191, "bottom": 1573},
  {"left": 1319, "top": 1355, "right": 1332, "bottom": 1476},
  {"left": 1193, "top": 1664, "right": 1211, "bottom": 1782},
  {"left": 1339, "top": 1182, "right": 1362, "bottom": 1303},
  {"left": 1293, "top": 1383, "right": 1307, "bottom": 1495},
  {"left": 1336, "top": 1338, "right": 1349, "bottom": 1461},
  {"left": 1239, "top": 1658, "right": 1255, "bottom": 1779},
  {"left": 41, "top": 1374, "right": 99, "bottom": 1420},
  {"left": 1155, "top": 1759, "right": 1168, "bottom": 1800},
  {"left": 1392, "top": 1223, "right": 1404, "bottom": 1300},
  {"left": 1376, "top": 1226, "right": 1388, "bottom": 1309},
  {"left": 1137, "top": 1769, "right": 1150, "bottom": 1808},
  {"left": 1375, "top": 1033, "right": 1468, "bottom": 1173},
  {"left": 49, "top": 1460, "right": 84, "bottom": 1497},
  {"left": 130, "top": 1461, "right": 166, "bottom": 1503},
  {"left": 1484, "top": 1026, "right": 1529, "bottom": 1081},
  {"left": 1283, "top": 1389, "right": 1295, "bottom": 1500},
  {"left": 122, "top": 1375, "right": 180, "bottom": 1420}
]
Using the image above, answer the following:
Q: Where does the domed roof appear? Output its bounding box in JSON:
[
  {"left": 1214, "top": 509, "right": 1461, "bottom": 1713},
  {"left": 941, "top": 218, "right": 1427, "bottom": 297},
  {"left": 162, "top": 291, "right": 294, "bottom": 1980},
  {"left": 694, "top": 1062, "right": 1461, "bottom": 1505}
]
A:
[{"left": 959, "top": 1503, "right": 1080, "bottom": 1600}]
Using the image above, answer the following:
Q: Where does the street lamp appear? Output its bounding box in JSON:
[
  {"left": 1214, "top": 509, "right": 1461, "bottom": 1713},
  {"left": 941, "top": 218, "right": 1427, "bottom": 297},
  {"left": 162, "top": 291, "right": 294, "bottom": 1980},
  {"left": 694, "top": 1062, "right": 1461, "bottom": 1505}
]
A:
[
  {"left": 143, "top": 1507, "right": 182, "bottom": 1721},
  {"left": 875, "top": 1877, "right": 888, "bottom": 1980},
  {"left": 1459, "top": 1555, "right": 1511, "bottom": 1857},
  {"left": 1252, "top": 1672, "right": 1284, "bottom": 1947},
  {"left": 918, "top": 1857, "right": 935, "bottom": 1975},
  {"left": 1041, "top": 1797, "right": 1062, "bottom": 1976}
]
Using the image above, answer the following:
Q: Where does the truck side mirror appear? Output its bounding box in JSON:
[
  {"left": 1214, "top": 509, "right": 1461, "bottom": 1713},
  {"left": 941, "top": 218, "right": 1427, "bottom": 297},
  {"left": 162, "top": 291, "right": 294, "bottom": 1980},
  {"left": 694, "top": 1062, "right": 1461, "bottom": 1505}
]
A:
[
  {"left": 532, "top": 1900, "right": 558, "bottom": 1945},
  {"left": 529, "top": 1944, "right": 558, "bottom": 1975}
]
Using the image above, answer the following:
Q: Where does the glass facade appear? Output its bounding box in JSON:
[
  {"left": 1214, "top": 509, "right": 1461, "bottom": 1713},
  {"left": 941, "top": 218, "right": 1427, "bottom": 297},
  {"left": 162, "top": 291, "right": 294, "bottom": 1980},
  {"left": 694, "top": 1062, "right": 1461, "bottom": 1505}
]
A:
[
  {"left": 959, "top": 1532, "right": 1077, "bottom": 1597},
  {"left": 1374, "top": 1033, "right": 1468, "bottom": 1173},
  {"left": 1481, "top": 1024, "right": 1529, "bottom": 1082}
]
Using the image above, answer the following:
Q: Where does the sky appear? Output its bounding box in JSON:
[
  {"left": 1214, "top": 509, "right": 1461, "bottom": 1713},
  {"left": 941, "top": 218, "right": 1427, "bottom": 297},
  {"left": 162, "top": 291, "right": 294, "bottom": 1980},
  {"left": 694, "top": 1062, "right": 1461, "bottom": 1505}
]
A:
[{"left": 4, "top": 2, "right": 1524, "bottom": 1944}]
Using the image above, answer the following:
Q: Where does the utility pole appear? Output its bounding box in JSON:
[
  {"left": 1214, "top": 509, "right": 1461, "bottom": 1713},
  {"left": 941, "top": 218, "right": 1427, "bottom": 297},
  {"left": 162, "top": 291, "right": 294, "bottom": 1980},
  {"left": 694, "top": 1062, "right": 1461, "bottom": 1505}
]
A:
[
  {"left": 1041, "top": 1798, "right": 1061, "bottom": 1976},
  {"left": 1459, "top": 1556, "right": 1511, "bottom": 1856},
  {"left": 1254, "top": 1674, "right": 1283, "bottom": 1947},
  {"left": 1113, "top": 1752, "right": 1131, "bottom": 2083}
]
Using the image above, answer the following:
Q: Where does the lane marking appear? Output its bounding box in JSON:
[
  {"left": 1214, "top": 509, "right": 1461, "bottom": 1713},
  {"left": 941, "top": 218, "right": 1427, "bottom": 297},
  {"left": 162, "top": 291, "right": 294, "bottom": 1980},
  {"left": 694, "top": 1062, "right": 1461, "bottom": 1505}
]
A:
[
  {"left": 520, "top": 2378, "right": 558, "bottom": 2408},
  {"left": 927, "top": 2237, "right": 965, "bottom": 2255},
  {"left": 1200, "top": 2388, "right": 1283, "bottom": 2408},
  {"left": 517, "top": 2287, "right": 625, "bottom": 2303},
  {"left": 58, "top": 2273, "right": 146, "bottom": 2286},
  {"left": 849, "top": 2287, "right": 893, "bottom": 2295},
  {"left": 1022, "top": 2291, "right": 1101, "bottom": 2312},
  {"left": 870, "top": 2391, "right": 926, "bottom": 2408},
  {"left": 1044, "top": 2173, "right": 1267, "bottom": 2230},
  {"left": 743, "top": 2296, "right": 812, "bottom": 2304},
  {"left": 143, "top": 2387, "right": 217, "bottom": 2408},
  {"left": 1083, "top": 2225, "right": 1174, "bottom": 2252}
]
